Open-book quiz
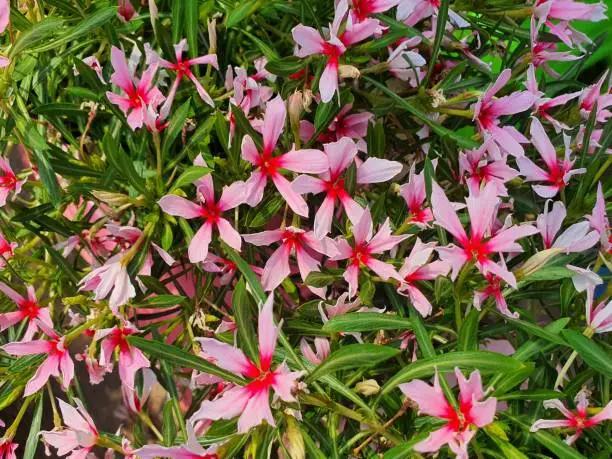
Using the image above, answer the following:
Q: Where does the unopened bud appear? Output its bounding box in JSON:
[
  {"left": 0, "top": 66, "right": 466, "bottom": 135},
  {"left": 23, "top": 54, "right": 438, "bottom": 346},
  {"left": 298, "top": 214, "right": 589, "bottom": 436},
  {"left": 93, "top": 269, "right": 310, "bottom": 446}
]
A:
[
  {"left": 92, "top": 190, "right": 131, "bottom": 208},
  {"left": 355, "top": 379, "right": 380, "bottom": 396},
  {"left": 391, "top": 183, "right": 401, "bottom": 195},
  {"left": 338, "top": 65, "right": 360, "bottom": 79},
  {"left": 208, "top": 19, "right": 217, "bottom": 54},
  {"left": 302, "top": 89, "right": 313, "bottom": 113},
  {"left": 288, "top": 91, "right": 303, "bottom": 133},
  {"left": 281, "top": 415, "right": 305, "bottom": 459},
  {"left": 515, "top": 248, "right": 564, "bottom": 280}
]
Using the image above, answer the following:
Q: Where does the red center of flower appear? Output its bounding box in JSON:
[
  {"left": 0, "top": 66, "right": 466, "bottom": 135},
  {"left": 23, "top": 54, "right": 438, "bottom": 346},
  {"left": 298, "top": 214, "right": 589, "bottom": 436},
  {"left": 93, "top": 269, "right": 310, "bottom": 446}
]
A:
[
  {"left": 0, "top": 172, "right": 16, "bottom": 189},
  {"left": 173, "top": 60, "right": 191, "bottom": 78},
  {"left": 202, "top": 202, "right": 222, "bottom": 223},
  {"left": 351, "top": 243, "right": 371, "bottom": 266},
  {"left": 325, "top": 177, "right": 346, "bottom": 198},
  {"left": 281, "top": 230, "right": 304, "bottom": 251},
  {"left": 446, "top": 399, "right": 476, "bottom": 433},
  {"left": 109, "top": 328, "right": 131, "bottom": 353},
  {"left": 545, "top": 162, "right": 567, "bottom": 189},
  {"left": 352, "top": 0, "right": 375, "bottom": 22},
  {"left": 322, "top": 43, "right": 343, "bottom": 66},
  {"left": 20, "top": 300, "right": 41, "bottom": 320},
  {"left": 256, "top": 154, "right": 282, "bottom": 177},
  {"left": 408, "top": 201, "right": 429, "bottom": 223},
  {"left": 462, "top": 236, "right": 489, "bottom": 263}
]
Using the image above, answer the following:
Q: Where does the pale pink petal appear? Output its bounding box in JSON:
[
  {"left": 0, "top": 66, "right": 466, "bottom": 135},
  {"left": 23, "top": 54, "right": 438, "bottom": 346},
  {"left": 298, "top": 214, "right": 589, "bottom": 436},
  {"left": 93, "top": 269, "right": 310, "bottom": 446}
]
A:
[
  {"left": 241, "top": 135, "right": 261, "bottom": 165},
  {"left": 532, "top": 184, "right": 562, "bottom": 198},
  {"left": 353, "top": 207, "right": 373, "bottom": 244},
  {"left": 258, "top": 294, "right": 280, "bottom": 371},
  {"left": 344, "top": 263, "right": 360, "bottom": 298},
  {"left": 292, "top": 25, "right": 325, "bottom": 57},
  {"left": 340, "top": 194, "right": 365, "bottom": 224},
  {"left": 188, "top": 221, "right": 213, "bottom": 263},
  {"left": 0, "top": 281, "right": 24, "bottom": 304},
  {"left": 437, "top": 245, "right": 470, "bottom": 280},
  {"left": 243, "top": 230, "right": 284, "bottom": 246},
  {"left": 588, "top": 400, "right": 612, "bottom": 425},
  {"left": 431, "top": 182, "right": 468, "bottom": 243},
  {"left": 278, "top": 148, "right": 329, "bottom": 174},
  {"left": 263, "top": 96, "right": 286, "bottom": 154},
  {"left": 244, "top": 170, "right": 268, "bottom": 207},
  {"left": 325, "top": 137, "right": 358, "bottom": 177},
  {"left": 196, "top": 337, "right": 253, "bottom": 376},
  {"left": 356, "top": 158, "right": 403, "bottom": 184},
  {"left": 466, "top": 184, "right": 499, "bottom": 240},
  {"left": 485, "top": 224, "right": 538, "bottom": 253},
  {"left": 319, "top": 61, "right": 339, "bottom": 103},
  {"left": 24, "top": 355, "right": 59, "bottom": 396},
  {"left": 366, "top": 258, "right": 401, "bottom": 280},
  {"left": 530, "top": 419, "right": 573, "bottom": 431},
  {"left": 414, "top": 425, "right": 457, "bottom": 453},
  {"left": 399, "top": 373, "right": 450, "bottom": 418},
  {"left": 314, "top": 195, "right": 336, "bottom": 239},
  {"left": 271, "top": 364, "right": 303, "bottom": 402},
  {"left": 187, "top": 72, "right": 215, "bottom": 107},
  {"left": 272, "top": 173, "right": 310, "bottom": 217},
  {"left": 190, "top": 386, "right": 250, "bottom": 422},
  {"left": 2, "top": 340, "right": 52, "bottom": 356},
  {"left": 59, "top": 353, "right": 75, "bottom": 390},
  {"left": 238, "top": 388, "right": 275, "bottom": 432},
  {"left": 158, "top": 195, "right": 203, "bottom": 219},
  {"left": 109, "top": 46, "right": 133, "bottom": 91},
  {"left": 0, "top": 0, "right": 9, "bottom": 34},
  {"left": 368, "top": 218, "right": 409, "bottom": 253},
  {"left": 261, "top": 244, "right": 292, "bottom": 292},
  {"left": 398, "top": 284, "right": 432, "bottom": 317},
  {"left": 217, "top": 218, "right": 242, "bottom": 251},
  {"left": 292, "top": 175, "right": 327, "bottom": 195},
  {"left": 218, "top": 181, "right": 246, "bottom": 211},
  {"left": 0, "top": 311, "right": 24, "bottom": 332}
]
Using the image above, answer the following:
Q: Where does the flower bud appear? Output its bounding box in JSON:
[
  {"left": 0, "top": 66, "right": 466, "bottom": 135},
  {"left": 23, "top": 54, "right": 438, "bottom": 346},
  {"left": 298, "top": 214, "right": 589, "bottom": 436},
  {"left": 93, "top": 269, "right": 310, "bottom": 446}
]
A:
[
  {"left": 92, "top": 190, "right": 131, "bottom": 208},
  {"left": 208, "top": 19, "right": 217, "bottom": 54},
  {"left": 515, "top": 248, "right": 564, "bottom": 281},
  {"left": 281, "top": 415, "right": 305, "bottom": 459},
  {"left": 338, "top": 65, "right": 360, "bottom": 79},
  {"left": 288, "top": 91, "right": 303, "bottom": 134},
  {"left": 355, "top": 379, "right": 380, "bottom": 396},
  {"left": 302, "top": 89, "right": 313, "bottom": 113}
]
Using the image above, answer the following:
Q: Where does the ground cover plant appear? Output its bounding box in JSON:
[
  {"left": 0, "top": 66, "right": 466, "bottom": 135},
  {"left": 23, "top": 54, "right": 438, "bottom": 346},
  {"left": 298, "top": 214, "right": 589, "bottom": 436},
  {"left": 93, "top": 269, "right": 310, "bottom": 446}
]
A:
[{"left": 0, "top": 0, "right": 611, "bottom": 458}]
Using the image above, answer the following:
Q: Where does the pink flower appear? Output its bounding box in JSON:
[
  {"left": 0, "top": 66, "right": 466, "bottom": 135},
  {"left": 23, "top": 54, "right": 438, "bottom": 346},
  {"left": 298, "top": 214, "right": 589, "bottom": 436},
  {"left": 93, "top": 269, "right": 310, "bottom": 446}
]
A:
[
  {"left": 587, "top": 182, "right": 611, "bottom": 253},
  {"left": 387, "top": 39, "right": 426, "bottom": 86},
  {"left": 241, "top": 96, "right": 328, "bottom": 216},
  {"left": 472, "top": 69, "right": 537, "bottom": 157},
  {"left": 78, "top": 253, "right": 136, "bottom": 313},
  {"left": 517, "top": 118, "right": 585, "bottom": 198},
  {"left": 526, "top": 65, "right": 581, "bottom": 133},
  {"left": 530, "top": 391, "right": 612, "bottom": 444},
  {"left": 299, "top": 104, "right": 373, "bottom": 151},
  {"left": 0, "top": 158, "right": 26, "bottom": 207},
  {"left": 474, "top": 271, "right": 517, "bottom": 318},
  {"left": 150, "top": 38, "right": 218, "bottom": 112},
  {"left": 566, "top": 265, "right": 602, "bottom": 293},
  {"left": 293, "top": 137, "right": 402, "bottom": 237},
  {"left": 0, "top": 232, "right": 16, "bottom": 268},
  {"left": 399, "top": 165, "right": 433, "bottom": 228},
  {"left": 106, "top": 46, "right": 165, "bottom": 130},
  {"left": 94, "top": 323, "right": 150, "bottom": 390},
  {"left": 397, "top": 238, "right": 449, "bottom": 317},
  {"left": 1, "top": 320, "right": 74, "bottom": 396},
  {"left": 536, "top": 200, "right": 599, "bottom": 252},
  {"left": 528, "top": 19, "right": 580, "bottom": 77},
  {"left": 0, "top": 282, "right": 53, "bottom": 341},
  {"left": 535, "top": 0, "right": 607, "bottom": 25},
  {"left": 300, "top": 337, "right": 330, "bottom": 365},
  {"left": 349, "top": 0, "right": 402, "bottom": 22},
  {"left": 159, "top": 177, "right": 244, "bottom": 263},
  {"left": 122, "top": 368, "right": 156, "bottom": 413},
  {"left": 330, "top": 207, "right": 408, "bottom": 297},
  {"left": 459, "top": 140, "right": 519, "bottom": 197},
  {"left": 0, "top": 438, "right": 18, "bottom": 459},
  {"left": 243, "top": 226, "right": 338, "bottom": 293},
  {"left": 74, "top": 349, "right": 113, "bottom": 385},
  {"left": 40, "top": 398, "right": 98, "bottom": 458},
  {"left": 190, "top": 295, "right": 305, "bottom": 433},
  {"left": 397, "top": 0, "right": 469, "bottom": 28},
  {"left": 399, "top": 368, "right": 497, "bottom": 459},
  {"left": 202, "top": 253, "right": 238, "bottom": 286},
  {"left": 319, "top": 292, "right": 362, "bottom": 319},
  {"left": 135, "top": 422, "right": 218, "bottom": 459},
  {"left": 118, "top": 0, "right": 137, "bottom": 22},
  {"left": 584, "top": 287, "right": 612, "bottom": 334},
  {"left": 578, "top": 70, "right": 612, "bottom": 122},
  {"left": 431, "top": 181, "right": 538, "bottom": 287}
]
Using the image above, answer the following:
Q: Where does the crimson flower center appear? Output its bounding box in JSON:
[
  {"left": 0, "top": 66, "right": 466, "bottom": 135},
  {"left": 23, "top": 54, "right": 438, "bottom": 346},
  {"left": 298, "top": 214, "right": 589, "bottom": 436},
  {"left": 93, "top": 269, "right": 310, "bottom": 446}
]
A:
[
  {"left": 257, "top": 155, "right": 281, "bottom": 176},
  {"left": 20, "top": 300, "right": 41, "bottom": 320},
  {"left": 0, "top": 173, "right": 16, "bottom": 189},
  {"left": 351, "top": 243, "right": 371, "bottom": 266}
]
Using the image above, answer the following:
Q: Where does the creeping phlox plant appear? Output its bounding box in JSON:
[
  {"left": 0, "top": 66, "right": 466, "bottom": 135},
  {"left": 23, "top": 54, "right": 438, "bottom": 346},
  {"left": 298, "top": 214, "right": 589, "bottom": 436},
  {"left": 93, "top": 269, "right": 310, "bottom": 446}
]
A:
[{"left": 0, "top": 0, "right": 611, "bottom": 458}]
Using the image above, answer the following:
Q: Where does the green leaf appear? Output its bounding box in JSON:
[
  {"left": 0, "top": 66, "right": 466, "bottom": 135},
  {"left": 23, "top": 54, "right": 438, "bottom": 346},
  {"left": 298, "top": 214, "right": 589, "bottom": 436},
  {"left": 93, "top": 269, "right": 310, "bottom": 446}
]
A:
[
  {"left": 162, "top": 100, "right": 191, "bottom": 157},
  {"left": 162, "top": 402, "right": 176, "bottom": 447},
  {"left": 504, "top": 316, "right": 569, "bottom": 347},
  {"left": 44, "top": 245, "right": 79, "bottom": 285},
  {"left": 485, "top": 429, "right": 529, "bottom": 459},
  {"left": 128, "top": 336, "right": 246, "bottom": 385},
  {"left": 323, "top": 313, "right": 412, "bottom": 332},
  {"left": 9, "top": 17, "right": 64, "bottom": 57},
  {"left": 170, "top": 166, "right": 212, "bottom": 191},
  {"left": 184, "top": 0, "right": 199, "bottom": 60},
  {"left": 497, "top": 389, "right": 565, "bottom": 401},
  {"left": 32, "top": 103, "right": 88, "bottom": 118},
  {"left": 232, "top": 104, "right": 263, "bottom": 151},
  {"left": 382, "top": 351, "right": 530, "bottom": 394},
  {"left": 521, "top": 266, "right": 574, "bottom": 282},
  {"left": 226, "top": 0, "right": 259, "bottom": 28},
  {"left": 30, "top": 7, "right": 117, "bottom": 53},
  {"left": 561, "top": 330, "right": 612, "bottom": 377},
  {"left": 22, "top": 395, "right": 43, "bottom": 459},
  {"left": 232, "top": 277, "right": 260, "bottom": 363},
  {"left": 135, "top": 295, "right": 186, "bottom": 308},
  {"left": 103, "top": 130, "right": 151, "bottom": 198},
  {"left": 265, "top": 56, "right": 305, "bottom": 76},
  {"left": 423, "top": 0, "right": 450, "bottom": 85},
  {"left": 366, "top": 120, "right": 385, "bottom": 158},
  {"left": 457, "top": 308, "right": 480, "bottom": 352},
  {"left": 11, "top": 111, "right": 62, "bottom": 205},
  {"left": 221, "top": 243, "right": 266, "bottom": 304},
  {"left": 363, "top": 76, "right": 479, "bottom": 148},
  {"left": 304, "top": 269, "right": 343, "bottom": 288},
  {"left": 307, "top": 344, "right": 400, "bottom": 382},
  {"left": 245, "top": 195, "right": 285, "bottom": 227},
  {"left": 240, "top": 29, "right": 280, "bottom": 60}
]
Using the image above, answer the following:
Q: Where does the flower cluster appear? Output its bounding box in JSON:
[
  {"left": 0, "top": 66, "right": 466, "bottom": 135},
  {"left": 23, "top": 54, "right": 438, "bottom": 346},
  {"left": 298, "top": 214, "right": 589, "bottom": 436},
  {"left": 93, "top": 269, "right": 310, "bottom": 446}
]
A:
[{"left": 0, "top": 0, "right": 610, "bottom": 458}]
